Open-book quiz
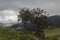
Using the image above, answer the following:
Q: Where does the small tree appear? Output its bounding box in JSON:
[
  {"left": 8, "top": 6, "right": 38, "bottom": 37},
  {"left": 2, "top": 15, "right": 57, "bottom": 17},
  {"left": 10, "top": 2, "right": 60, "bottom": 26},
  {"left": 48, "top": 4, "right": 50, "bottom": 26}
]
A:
[{"left": 18, "top": 8, "right": 51, "bottom": 38}]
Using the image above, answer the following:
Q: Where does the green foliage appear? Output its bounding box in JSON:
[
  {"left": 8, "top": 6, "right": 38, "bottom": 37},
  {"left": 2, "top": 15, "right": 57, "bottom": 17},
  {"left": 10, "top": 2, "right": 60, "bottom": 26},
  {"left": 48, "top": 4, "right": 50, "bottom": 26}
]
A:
[
  {"left": 0, "top": 27, "right": 34, "bottom": 40},
  {"left": 18, "top": 8, "right": 50, "bottom": 30},
  {"left": 44, "top": 28, "right": 60, "bottom": 37},
  {"left": 0, "top": 27, "right": 60, "bottom": 40},
  {"left": 18, "top": 8, "right": 52, "bottom": 39}
]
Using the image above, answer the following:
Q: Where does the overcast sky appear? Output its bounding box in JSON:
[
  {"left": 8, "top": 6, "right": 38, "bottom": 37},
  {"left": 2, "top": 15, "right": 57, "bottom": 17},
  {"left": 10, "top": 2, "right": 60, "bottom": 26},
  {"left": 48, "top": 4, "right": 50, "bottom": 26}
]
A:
[{"left": 0, "top": 0, "right": 60, "bottom": 23}]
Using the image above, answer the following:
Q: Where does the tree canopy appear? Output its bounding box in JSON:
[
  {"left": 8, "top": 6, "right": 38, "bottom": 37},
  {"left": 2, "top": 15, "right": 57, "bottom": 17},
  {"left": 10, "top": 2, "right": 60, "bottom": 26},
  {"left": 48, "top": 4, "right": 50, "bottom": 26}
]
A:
[{"left": 18, "top": 8, "right": 50, "bottom": 29}]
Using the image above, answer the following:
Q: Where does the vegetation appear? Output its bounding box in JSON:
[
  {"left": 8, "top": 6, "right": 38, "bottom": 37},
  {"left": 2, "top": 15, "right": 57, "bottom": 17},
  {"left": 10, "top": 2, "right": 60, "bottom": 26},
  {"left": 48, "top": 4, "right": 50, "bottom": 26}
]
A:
[
  {"left": 17, "top": 8, "right": 52, "bottom": 39},
  {"left": 0, "top": 27, "right": 35, "bottom": 40},
  {"left": 44, "top": 28, "right": 60, "bottom": 37},
  {"left": 0, "top": 27, "right": 60, "bottom": 40},
  {"left": 18, "top": 8, "right": 50, "bottom": 29},
  {"left": 44, "top": 28, "right": 60, "bottom": 40}
]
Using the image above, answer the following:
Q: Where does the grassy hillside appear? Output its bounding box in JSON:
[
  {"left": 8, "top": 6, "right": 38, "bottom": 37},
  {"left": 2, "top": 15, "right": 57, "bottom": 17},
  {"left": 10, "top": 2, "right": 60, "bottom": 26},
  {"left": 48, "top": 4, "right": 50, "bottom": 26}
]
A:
[
  {"left": 44, "top": 28, "right": 60, "bottom": 37},
  {"left": 0, "top": 27, "right": 60, "bottom": 40},
  {"left": 0, "top": 27, "right": 35, "bottom": 40},
  {"left": 44, "top": 28, "right": 60, "bottom": 40}
]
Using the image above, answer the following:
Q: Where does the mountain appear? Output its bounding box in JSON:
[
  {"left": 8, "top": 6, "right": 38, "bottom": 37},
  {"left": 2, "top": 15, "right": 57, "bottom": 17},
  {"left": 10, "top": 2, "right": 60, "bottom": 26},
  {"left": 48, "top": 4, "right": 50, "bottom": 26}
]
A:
[
  {"left": 48, "top": 15, "right": 60, "bottom": 27},
  {"left": 0, "top": 22, "right": 17, "bottom": 27},
  {"left": 0, "top": 22, "right": 5, "bottom": 26}
]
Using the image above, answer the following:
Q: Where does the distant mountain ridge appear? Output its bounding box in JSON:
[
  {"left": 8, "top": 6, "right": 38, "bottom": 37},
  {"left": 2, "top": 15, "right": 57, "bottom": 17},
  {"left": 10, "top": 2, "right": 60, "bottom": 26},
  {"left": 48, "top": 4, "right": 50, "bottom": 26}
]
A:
[
  {"left": 0, "top": 22, "right": 17, "bottom": 27},
  {"left": 48, "top": 15, "right": 60, "bottom": 27},
  {"left": 0, "top": 22, "right": 4, "bottom": 26}
]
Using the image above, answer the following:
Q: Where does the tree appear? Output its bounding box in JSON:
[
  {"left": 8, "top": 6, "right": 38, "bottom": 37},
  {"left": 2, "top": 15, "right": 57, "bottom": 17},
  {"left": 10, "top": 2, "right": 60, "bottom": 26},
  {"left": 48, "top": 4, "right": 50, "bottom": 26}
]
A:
[{"left": 18, "top": 8, "right": 50, "bottom": 38}]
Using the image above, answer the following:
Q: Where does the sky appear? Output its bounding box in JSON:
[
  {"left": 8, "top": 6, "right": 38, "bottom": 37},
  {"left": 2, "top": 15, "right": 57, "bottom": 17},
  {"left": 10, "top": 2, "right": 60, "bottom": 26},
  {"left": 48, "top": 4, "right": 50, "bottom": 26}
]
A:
[{"left": 0, "top": 0, "right": 60, "bottom": 23}]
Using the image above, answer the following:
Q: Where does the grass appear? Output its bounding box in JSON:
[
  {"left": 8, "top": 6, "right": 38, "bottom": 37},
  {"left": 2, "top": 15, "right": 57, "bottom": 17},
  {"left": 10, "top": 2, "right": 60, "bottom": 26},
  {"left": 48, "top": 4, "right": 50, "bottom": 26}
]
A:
[
  {"left": 0, "top": 27, "right": 60, "bottom": 40},
  {"left": 44, "top": 28, "right": 60, "bottom": 37},
  {"left": 44, "top": 28, "right": 60, "bottom": 40},
  {"left": 0, "top": 27, "right": 35, "bottom": 40}
]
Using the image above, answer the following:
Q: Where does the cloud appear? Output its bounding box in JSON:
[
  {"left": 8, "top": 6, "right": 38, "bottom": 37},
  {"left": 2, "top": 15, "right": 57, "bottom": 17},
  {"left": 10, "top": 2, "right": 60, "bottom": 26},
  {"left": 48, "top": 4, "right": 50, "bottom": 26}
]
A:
[
  {"left": 0, "top": 0, "right": 60, "bottom": 23},
  {"left": 0, "top": 0, "right": 59, "bottom": 15},
  {"left": 0, "top": 10, "right": 18, "bottom": 23},
  {"left": 0, "top": 10, "right": 18, "bottom": 16}
]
